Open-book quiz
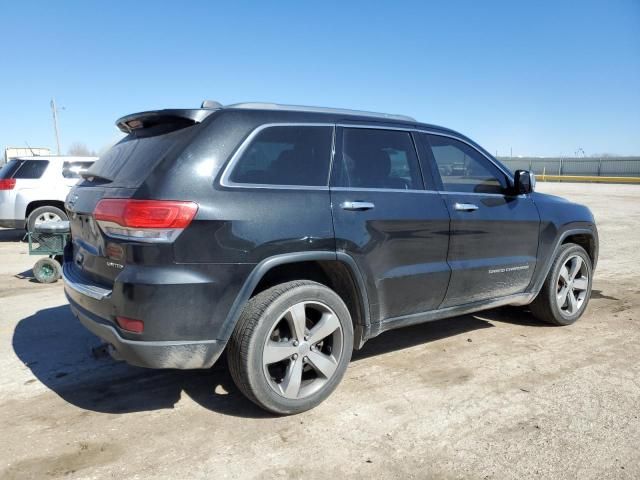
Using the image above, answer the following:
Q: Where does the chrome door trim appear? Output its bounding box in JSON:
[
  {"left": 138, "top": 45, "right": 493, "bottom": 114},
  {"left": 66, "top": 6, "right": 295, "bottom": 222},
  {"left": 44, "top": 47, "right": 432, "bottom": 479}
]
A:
[
  {"left": 341, "top": 201, "right": 375, "bottom": 211},
  {"left": 454, "top": 202, "right": 479, "bottom": 212},
  {"left": 330, "top": 186, "right": 440, "bottom": 194}
]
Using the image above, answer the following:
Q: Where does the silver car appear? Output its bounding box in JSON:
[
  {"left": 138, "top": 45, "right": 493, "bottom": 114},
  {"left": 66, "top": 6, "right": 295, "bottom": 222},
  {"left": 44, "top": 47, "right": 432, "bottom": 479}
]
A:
[{"left": 0, "top": 155, "right": 96, "bottom": 231}]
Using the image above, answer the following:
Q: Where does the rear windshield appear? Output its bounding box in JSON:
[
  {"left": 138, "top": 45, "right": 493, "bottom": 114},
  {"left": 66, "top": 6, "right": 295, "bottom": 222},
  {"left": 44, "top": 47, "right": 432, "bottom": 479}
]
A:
[
  {"left": 85, "top": 125, "right": 198, "bottom": 187},
  {"left": 0, "top": 160, "right": 22, "bottom": 179},
  {"left": 0, "top": 159, "right": 49, "bottom": 179}
]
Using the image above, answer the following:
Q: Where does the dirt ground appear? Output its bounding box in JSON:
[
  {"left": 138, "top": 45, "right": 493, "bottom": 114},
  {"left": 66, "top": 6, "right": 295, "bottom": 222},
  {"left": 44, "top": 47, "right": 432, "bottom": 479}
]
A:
[{"left": 0, "top": 182, "right": 638, "bottom": 480}]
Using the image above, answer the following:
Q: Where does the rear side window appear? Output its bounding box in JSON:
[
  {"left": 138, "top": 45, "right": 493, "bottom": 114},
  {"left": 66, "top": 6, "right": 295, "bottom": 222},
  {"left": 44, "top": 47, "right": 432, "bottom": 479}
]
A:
[
  {"left": 62, "top": 161, "right": 94, "bottom": 179},
  {"left": 333, "top": 128, "right": 424, "bottom": 190},
  {"left": 228, "top": 126, "right": 333, "bottom": 186},
  {"left": 13, "top": 160, "right": 49, "bottom": 179}
]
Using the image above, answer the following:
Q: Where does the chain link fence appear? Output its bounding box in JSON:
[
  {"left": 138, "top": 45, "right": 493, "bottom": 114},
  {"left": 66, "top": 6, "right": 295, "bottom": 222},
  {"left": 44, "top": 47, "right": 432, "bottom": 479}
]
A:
[{"left": 498, "top": 157, "right": 640, "bottom": 177}]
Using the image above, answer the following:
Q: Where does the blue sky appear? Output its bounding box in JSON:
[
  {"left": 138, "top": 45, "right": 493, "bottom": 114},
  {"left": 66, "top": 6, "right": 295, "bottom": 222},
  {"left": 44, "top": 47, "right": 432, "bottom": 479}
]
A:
[{"left": 1, "top": 0, "right": 639, "bottom": 157}]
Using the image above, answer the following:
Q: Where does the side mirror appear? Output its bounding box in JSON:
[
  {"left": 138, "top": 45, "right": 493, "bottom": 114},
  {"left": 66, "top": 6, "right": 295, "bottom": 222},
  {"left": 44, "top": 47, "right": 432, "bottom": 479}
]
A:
[{"left": 514, "top": 170, "right": 535, "bottom": 194}]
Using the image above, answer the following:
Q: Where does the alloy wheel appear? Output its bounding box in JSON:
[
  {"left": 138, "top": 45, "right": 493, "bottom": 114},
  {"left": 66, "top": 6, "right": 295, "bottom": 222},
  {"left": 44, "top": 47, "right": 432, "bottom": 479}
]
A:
[
  {"left": 556, "top": 255, "right": 589, "bottom": 316},
  {"left": 35, "top": 212, "right": 62, "bottom": 226},
  {"left": 262, "top": 301, "right": 344, "bottom": 400}
]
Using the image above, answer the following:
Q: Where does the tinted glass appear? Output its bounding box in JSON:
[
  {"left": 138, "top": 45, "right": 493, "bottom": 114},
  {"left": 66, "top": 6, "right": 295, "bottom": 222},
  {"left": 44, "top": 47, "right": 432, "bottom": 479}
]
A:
[
  {"left": 86, "top": 125, "right": 198, "bottom": 187},
  {"left": 425, "top": 134, "right": 506, "bottom": 194},
  {"left": 62, "top": 161, "right": 94, "bottom": 179},
  {"left": 13, "top": 160, "right": 49, "bottom": 179},
  {"left": 334, "top": 128, "right": 423, "bottom": 190},
  {"left": 229, "top": 126, "right": 332, "bottom": 186},
  {"left": 0, "top": 160, "right": 23, "bottom": 179}
]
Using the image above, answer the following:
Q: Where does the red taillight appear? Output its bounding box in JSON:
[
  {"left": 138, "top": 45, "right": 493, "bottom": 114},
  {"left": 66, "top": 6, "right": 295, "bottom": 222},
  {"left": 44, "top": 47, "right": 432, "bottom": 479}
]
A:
[
  {"left": 0, "top": 179, "right": 16, "bottom": 190},
  {"left": 93, "top": 199, "right": 198, "bottom": 243},
  {"left": 94, "top": 199, "right": 198, "bottom": 228},
  {"left": 116, "top": 316, "right": 144, "bottom": 333}
]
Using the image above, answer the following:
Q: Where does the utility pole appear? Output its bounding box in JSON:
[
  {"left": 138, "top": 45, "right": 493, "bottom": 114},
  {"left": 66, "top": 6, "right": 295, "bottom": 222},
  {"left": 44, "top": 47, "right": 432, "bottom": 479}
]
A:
[{"left": 50, "top": 98, "right": 61, "bottom": 155}]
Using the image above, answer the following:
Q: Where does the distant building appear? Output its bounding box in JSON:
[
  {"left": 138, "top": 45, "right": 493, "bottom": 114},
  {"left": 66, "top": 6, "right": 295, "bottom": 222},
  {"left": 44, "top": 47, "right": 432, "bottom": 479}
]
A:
[{"left": 4, "top": 147, "right": 52, "bottom": 165}]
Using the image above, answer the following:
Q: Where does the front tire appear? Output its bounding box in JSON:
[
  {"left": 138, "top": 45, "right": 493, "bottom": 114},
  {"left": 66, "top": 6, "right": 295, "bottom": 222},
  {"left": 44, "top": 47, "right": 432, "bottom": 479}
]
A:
[
  {"left": 530, "top": 243, "right": 593, "bottom": 325},
  {"left": 227, "top": 281, "right": 353, "bottom": 415}
]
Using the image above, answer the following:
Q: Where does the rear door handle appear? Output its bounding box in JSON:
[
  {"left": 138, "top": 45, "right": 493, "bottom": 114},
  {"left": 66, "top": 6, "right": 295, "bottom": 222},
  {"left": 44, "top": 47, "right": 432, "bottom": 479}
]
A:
[
  {"left": 341, "top": 201, "right": 375, "bottom": 211},
  {"left": 454, "top": 202, "right": 479, "bottom": 212}
]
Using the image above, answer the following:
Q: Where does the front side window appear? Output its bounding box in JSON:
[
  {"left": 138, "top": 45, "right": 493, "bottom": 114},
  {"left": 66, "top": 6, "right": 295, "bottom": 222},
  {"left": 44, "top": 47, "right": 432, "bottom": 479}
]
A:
[
  {"left": 229, "top": 126, "right": 333, "bottom": 186},
  {"left": 425, "top": 134, "right": 507, "bottom": 194},
  {"left": 333, "top": 128, "right": 423, "bottom": 190},
  {"left": 13, "top": 160, "right": 49, "bottom": 179}
]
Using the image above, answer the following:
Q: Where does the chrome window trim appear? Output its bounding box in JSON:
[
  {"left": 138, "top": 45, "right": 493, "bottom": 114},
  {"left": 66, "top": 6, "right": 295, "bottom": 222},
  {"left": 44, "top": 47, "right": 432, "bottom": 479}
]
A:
[
  {"left": 418, "top": 129, "right": 514, "bottom": 183},
  {"left": 220, "top": 122, "right": 517, "bottom": 194},
  {"left": 438, "top": 190, "right": 527, "bottom": 199},
  {"left": 336, "top": 123, "right": 416, "bottom": 132},
  {"left": 219, "top": 122, "right": 335, "bottom": 190},
  {"left": 336, "top": 123, "right": 514, "bottom": 182},
  {"left": 330, "top": 186, "right": 440, "bottom": 194}
]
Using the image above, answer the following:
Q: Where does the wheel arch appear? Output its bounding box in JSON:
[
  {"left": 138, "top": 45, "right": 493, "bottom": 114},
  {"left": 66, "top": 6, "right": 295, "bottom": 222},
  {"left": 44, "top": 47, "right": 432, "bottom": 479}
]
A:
[
  {"left": 25, "top": 200, "right": 67, "bottom": 220},
  {"left": 529, "top": 227, "right": 598, "bottom": 299},
  {"left": 561, "top": 232, "right": 597, "bottom": 267},
  {"left": 221, "top": 251, "right": 371, "bottom": 350}
]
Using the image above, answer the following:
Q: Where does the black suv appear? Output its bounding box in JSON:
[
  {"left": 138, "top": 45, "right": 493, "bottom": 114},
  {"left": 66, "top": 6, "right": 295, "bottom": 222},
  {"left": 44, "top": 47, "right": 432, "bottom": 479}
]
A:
[{"left": 63, "top": 102, "right": 598, "bottom": 414}]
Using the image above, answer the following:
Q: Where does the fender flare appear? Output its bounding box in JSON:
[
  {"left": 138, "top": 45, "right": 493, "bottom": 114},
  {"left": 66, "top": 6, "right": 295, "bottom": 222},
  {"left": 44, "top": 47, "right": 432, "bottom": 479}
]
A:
[
  {"left": 218, "top": 251, "right": 371, "bottom": 347},
  {"left": 528, "top": 227, "right": 598, "bottom": 297}
]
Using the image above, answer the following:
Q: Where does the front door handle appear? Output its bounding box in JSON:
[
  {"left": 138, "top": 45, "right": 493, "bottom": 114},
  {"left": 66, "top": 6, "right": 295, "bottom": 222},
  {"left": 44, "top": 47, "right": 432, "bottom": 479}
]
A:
[
  {"left": 454, "top": 202, "right": 479, "bottom": 212},
  {"left": 341, "top": 201, "right": 375, "bottom": 211}
]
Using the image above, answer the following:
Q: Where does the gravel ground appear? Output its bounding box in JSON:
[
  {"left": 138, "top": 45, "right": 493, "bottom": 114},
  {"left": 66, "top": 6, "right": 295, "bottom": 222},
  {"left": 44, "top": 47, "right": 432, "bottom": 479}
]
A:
[{"left": 0, "top": 182, "right": 638, "bottom": 479}]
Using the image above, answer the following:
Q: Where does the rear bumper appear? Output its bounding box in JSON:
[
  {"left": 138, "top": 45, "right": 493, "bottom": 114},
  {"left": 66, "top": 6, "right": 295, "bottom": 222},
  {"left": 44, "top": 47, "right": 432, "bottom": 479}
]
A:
[
  {"left": 68, "top": 300, "right": 224, "bottom": 369},
  {"left": 0, "top": 219, "right": 24, "bottom": 229},
  {"left": 62, "top": 261, "right": 238, "bottom": 369}
]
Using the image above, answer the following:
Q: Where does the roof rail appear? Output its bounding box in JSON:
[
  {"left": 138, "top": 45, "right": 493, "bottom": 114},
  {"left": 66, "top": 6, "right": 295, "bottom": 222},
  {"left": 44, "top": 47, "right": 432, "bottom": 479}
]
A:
[{"left": 225, "top": 102, "right": 416, "bottom": 122}]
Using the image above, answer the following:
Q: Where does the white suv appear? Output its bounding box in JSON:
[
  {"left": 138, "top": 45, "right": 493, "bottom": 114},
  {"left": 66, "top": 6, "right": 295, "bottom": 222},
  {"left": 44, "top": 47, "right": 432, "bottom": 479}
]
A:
[{"left": 0, "top": 156, "right": 96, "bottom": 231}]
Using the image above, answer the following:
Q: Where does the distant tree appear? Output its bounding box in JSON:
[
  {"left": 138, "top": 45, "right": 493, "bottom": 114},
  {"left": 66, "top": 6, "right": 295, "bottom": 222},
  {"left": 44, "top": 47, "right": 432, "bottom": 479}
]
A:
[{"left": 67, "top": 142, "right": 96, "bottom": 156}]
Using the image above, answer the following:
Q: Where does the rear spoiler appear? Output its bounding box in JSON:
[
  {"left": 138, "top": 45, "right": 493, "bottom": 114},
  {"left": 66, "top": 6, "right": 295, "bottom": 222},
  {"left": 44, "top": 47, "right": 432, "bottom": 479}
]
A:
[{"left": 115, "top": 108, "right": 217, "bottom": 133}]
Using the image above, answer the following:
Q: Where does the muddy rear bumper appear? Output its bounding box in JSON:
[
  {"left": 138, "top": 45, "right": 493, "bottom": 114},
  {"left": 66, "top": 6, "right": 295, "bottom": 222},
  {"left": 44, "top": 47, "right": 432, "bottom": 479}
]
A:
[{"left": 67, "top": 299, "right": 224, "bottom": 369}]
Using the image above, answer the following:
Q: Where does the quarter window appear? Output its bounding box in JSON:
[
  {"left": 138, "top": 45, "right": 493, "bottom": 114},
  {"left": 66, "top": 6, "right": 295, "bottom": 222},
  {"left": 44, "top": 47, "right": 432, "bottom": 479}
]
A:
[
  {"left": 425, "top": 134, "right": 507, "bottom": 194},
  {"left": 63, "top": 161, "right": 94, "bottom": 179},
  {"left": 229, "top": 126, "right": 333, "bottom": 186},
  {"left": 333, "top": 128, "right": 423, "bottom": 190}
]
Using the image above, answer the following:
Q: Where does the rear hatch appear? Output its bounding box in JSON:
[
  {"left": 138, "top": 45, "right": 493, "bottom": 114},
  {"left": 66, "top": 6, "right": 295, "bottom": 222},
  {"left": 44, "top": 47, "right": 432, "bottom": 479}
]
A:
[{"left": 66, "top": 108, "right": 214, "bottom": 287}]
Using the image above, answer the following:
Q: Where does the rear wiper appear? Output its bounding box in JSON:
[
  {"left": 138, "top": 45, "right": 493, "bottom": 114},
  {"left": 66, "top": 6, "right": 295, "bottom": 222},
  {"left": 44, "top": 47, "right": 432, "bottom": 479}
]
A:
[{"left": 80, "top": 172, "right": 113, "bottom": 184}]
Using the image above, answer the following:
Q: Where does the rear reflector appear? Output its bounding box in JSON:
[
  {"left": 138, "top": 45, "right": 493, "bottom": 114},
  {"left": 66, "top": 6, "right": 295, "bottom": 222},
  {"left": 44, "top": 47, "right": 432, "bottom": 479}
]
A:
[
  {"left": 105, "top": 242, "right": 124, "bottom": 260},
  {"left": 94, "top": 199, "right": 198, "bottom": 243},
  {"left": 0, "top": 179, "right": 16, "bottom": 190},
  {"left": 116, "top": 316, "right": 144, "bottom": 333}
]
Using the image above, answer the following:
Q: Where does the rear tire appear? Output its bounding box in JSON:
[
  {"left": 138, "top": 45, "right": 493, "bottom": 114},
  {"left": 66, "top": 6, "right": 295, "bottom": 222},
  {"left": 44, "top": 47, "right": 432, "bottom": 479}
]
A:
[
  {"left": 227, "top": 280, "right": 353, "bottom": 415},
  {"left": 27, "top": 206, "right": 67, "bottom": 233},
  {"left": 530, "top": 243, "right": 593, "bottom": 326},
  {"left": 33, "top": 257, "right": 61, "bottom": 283}
]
